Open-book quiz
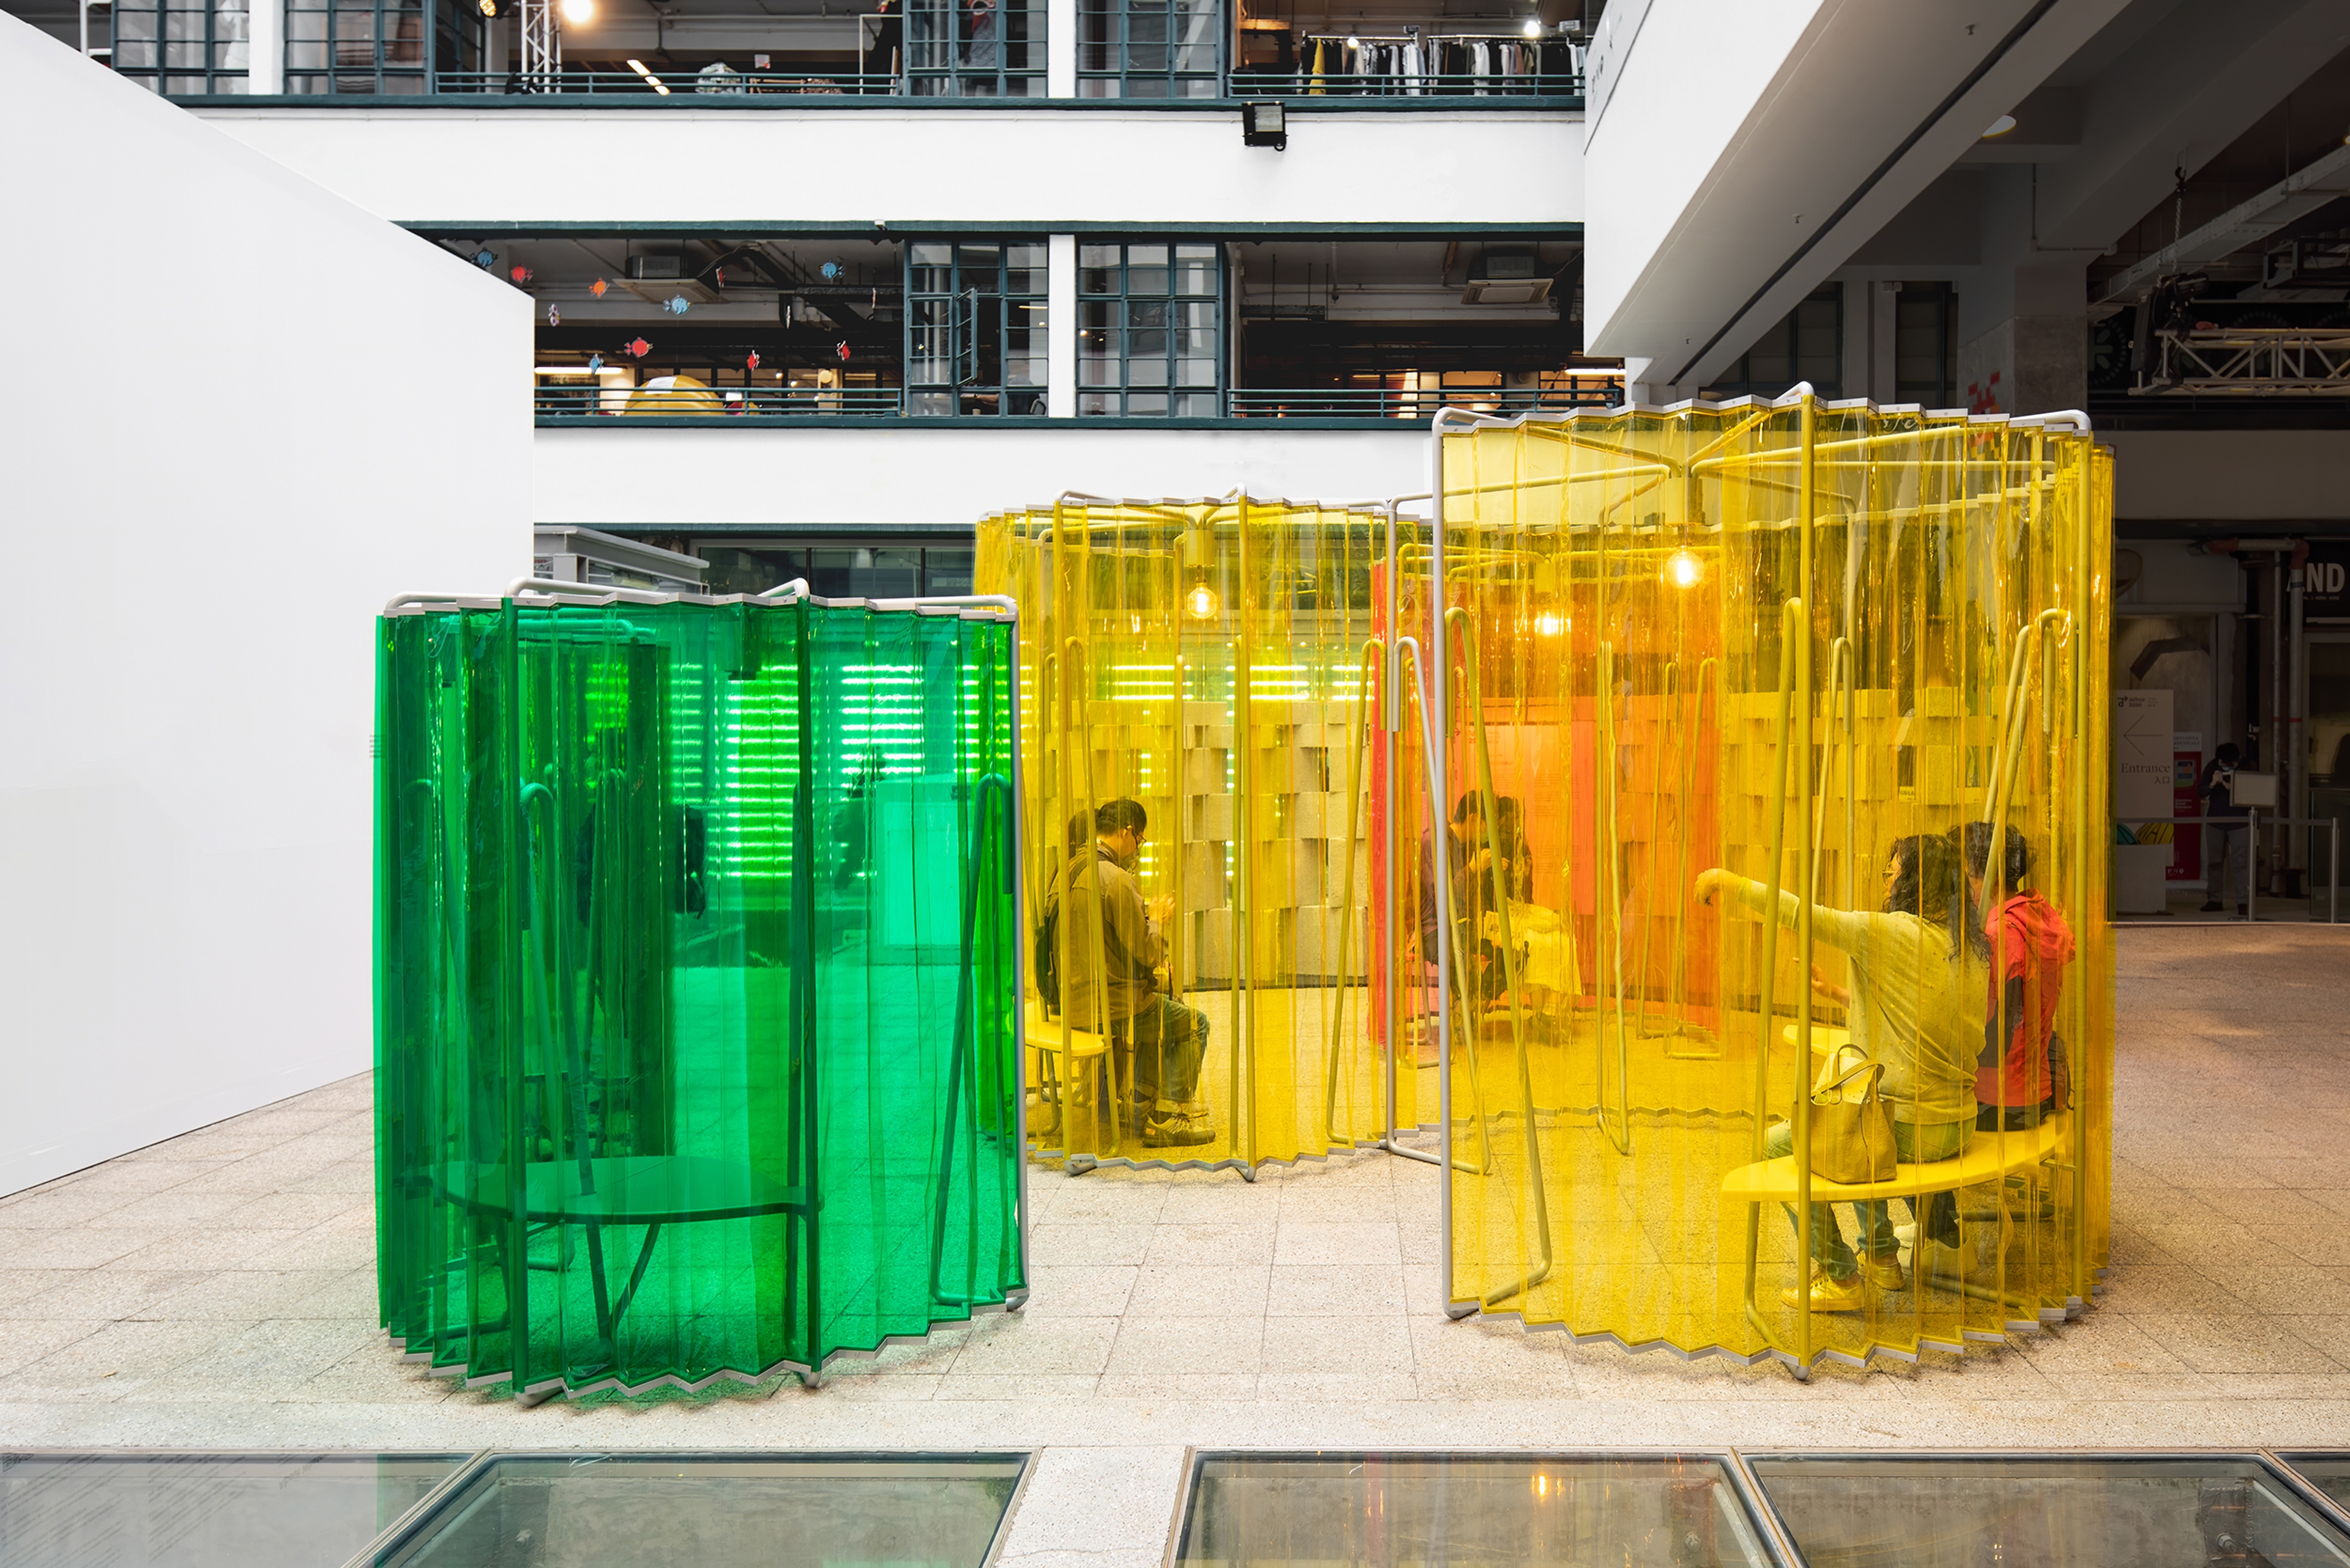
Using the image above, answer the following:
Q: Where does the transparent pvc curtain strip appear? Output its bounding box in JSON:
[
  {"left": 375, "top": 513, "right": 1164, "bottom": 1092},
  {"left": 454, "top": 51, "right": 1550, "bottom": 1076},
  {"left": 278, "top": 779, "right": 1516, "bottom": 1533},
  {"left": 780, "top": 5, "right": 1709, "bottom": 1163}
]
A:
[
  {"left": 375, "top": 596, "right": 1026, "bottom": 1398},
  {"left": 975, "top": 495, "right": 1430, "bottom": 1177},
  {"left": 1425, "top": 394, "right": 2114, "bottom": 1372}
]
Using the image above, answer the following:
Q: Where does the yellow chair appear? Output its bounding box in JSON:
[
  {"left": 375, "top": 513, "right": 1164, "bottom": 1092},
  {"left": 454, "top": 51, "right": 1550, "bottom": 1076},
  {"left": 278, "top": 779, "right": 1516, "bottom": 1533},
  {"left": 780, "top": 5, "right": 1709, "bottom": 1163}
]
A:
[{"left": 1024, "top": 1000, "right": 1128, "bottom": 1162}]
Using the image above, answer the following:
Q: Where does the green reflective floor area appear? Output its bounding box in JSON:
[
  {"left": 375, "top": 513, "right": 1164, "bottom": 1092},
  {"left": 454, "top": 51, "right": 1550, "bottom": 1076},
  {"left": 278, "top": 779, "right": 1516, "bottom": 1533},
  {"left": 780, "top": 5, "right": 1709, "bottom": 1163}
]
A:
[
  {"left": 1174, "top": 1452, "right": 2350, "bottom": 1568},
  {"left": 0, "top": 1452, "right": 1028, "bottom": 1568}
]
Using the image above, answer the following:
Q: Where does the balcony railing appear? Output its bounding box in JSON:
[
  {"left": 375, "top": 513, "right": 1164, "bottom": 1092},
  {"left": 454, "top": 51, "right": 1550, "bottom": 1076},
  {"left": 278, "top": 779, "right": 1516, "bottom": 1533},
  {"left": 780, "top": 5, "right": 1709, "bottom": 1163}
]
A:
[
  {"left": 1226, "top": 386, "right": 1616, "bottom": 419},
  {"left": 536, "top": 385, "right": 906, "bottom": 416},
  {"left": 173, "top": 65, "right": 1570, "bottom": 102},
  {"left": 433, "top": 69, "right": 901, "bottom": 97},
  {"left": 1229, "top": 69, "right": 1582, "bottom": 99},
  {"left": 535, "top": 385, "right": 1619, "bottom": 420}
]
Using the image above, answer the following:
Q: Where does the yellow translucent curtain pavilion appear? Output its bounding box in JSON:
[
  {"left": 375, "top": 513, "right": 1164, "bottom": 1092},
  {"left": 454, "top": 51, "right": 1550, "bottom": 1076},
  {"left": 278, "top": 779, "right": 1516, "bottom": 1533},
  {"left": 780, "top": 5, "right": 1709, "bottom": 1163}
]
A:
[
  {"left": 1422, "top": 395, "right": 2113, "bottom": 1368},
  {"left": 976, "top": 494, "right": 1427, "bottom": 1173}
]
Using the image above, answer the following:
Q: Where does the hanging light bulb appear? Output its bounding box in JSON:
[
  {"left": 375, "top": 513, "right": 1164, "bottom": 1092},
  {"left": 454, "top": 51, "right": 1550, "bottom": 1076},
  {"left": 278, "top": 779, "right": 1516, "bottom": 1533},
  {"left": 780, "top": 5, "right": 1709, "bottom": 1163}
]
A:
[
  {"left": 1184, "top": 577, "right": 1221, "bottom": 621},
  {"left": 1535, "top": 611, "right": 1565, "bottom": 637},
  {"left": 1665, "top": 549, "right": 1703, "bottom": 589}
]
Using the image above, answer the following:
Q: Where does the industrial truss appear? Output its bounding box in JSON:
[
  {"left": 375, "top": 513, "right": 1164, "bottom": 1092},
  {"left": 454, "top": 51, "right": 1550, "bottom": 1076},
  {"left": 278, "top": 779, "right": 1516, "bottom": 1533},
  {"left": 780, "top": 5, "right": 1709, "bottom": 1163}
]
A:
[{"left": 2135, "top": 327, "right": 2350, "bottom": 396}]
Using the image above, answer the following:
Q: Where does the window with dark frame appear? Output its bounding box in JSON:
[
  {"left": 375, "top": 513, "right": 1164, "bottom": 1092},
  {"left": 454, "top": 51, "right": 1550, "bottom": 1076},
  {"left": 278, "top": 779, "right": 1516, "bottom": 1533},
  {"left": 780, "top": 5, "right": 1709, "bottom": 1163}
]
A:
[
  {"left": 1895, "top": 282, "right": 1957, "bottom": 408},
  {"left": 904, "top": 0, "right": 1047, "bottom": 95},
  {"left": 1080, "top": 242, "right": 1222, "bottom": 417},
  {"left": 283, "top": 0, "right": 480, "bottom": 93},
  {"left": 906, "top": 242, "right": 1050, "bottom": 417},
  {"left": 1077, "top": 0, "right": 1217, "bottom": 97},
  {"left": 113, "top": 0, "right": 252, "bottom": 94}
]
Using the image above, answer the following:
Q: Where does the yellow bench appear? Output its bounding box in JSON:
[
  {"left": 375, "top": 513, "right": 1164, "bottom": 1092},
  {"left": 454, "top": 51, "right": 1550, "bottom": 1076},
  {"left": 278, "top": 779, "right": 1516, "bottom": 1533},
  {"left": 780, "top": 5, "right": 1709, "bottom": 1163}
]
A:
[
  {"left": 1722, "top": 1112, "right": 2070, "bottom": 1206},
  {"left": 1024, "top": 1001, "right": 1129, "bottom": 1164},
  {"left": 1725, "top": 1111, "right": 2075, "bottom": 1365}
]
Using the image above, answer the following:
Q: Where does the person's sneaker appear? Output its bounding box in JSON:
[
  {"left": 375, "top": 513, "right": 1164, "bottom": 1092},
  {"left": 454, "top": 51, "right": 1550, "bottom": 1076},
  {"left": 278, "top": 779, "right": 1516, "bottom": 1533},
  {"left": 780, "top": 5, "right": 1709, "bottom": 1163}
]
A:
[
  {"left": 1142, "top": 1110, "right": 1215, "bottom": 1148},
  {"left": 1913, "top": 1236, "right": 1970, "bottom": 1278},
  {"left": 2201, "top": 899, "right": 2224, "bottom": 913},
  {"left": 1861, "top": 1250, "right": 1906, "bottom": 1291},
  {"left": 1780, "top": 1267, "right": 1869, "bottom": 1313}
]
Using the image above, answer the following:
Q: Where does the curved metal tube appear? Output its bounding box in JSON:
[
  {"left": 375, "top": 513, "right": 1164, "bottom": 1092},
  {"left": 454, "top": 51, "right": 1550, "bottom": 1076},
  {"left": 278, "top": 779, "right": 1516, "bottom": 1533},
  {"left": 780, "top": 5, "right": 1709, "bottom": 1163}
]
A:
[{"left": 1445, "top": 605, "right": 1553, "bottom": 1308}]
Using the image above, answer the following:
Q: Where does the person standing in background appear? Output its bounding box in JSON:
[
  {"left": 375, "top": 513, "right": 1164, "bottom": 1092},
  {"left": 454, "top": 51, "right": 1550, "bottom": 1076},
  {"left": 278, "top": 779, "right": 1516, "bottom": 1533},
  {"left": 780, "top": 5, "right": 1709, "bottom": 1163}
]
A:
[{"left": 2200, "top": 742, "right": 2248, "bottom": 914}]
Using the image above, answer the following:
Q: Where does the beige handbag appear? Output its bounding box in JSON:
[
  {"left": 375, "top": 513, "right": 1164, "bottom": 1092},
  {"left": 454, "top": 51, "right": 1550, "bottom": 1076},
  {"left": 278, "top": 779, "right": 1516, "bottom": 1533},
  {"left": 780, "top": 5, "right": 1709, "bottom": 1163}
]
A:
[{"left": 1809, "top": 1056, "right": 1898, "bottom": 1184}]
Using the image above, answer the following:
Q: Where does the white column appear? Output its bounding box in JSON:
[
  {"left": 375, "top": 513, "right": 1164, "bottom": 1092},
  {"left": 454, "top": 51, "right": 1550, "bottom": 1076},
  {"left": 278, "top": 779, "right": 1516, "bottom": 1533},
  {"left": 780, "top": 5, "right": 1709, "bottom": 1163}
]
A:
[
  {"left": 1047, "top": 0, "right": 1076, "bottom": 95},
  {"left": 1839, "top": 278, "right": 1867, "bottom": 401},
  {"left": 1870, "top": 282, "right": 1897, "bottom": 401},
  {"left": 1048, "top": 233, "right": 1076, "bottom": 417},
  {"left": 248, "top": 0, "right": 283, "bottom": 92}
]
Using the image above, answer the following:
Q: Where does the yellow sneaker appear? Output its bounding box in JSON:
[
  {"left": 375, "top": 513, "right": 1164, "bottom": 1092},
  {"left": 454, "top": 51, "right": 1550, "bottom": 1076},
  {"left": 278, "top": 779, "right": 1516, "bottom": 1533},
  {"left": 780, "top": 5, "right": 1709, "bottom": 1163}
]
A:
[
  {"left": 1780, "top": 1268, "right": 1870, "bottom": 1313},
  {"left": 1861, "top": 1250, "right": 1906, "bottom": 1291}
]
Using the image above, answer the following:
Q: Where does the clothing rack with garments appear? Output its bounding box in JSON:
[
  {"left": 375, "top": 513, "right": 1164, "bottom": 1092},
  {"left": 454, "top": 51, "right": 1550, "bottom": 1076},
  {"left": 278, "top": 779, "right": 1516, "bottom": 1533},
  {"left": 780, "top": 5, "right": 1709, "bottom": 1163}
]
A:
[{"left": 1292, "top": 29, "right": 1578, "bottom": 95}]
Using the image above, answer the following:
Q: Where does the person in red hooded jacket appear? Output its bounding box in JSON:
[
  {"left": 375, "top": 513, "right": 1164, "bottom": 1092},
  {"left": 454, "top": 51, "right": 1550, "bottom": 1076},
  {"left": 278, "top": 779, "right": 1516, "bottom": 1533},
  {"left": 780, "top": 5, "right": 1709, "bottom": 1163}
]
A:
[
  {"left": 1914, "top": 821, "right": 2076, "bottom": 1258},
  {"left": 1958, "top": 821, "right": 2075, "bottom": 1121}
]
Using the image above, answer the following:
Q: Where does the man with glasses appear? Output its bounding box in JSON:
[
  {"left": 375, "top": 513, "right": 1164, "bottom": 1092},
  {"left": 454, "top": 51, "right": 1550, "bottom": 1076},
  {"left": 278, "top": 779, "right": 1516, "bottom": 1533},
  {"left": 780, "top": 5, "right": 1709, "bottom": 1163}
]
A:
[{"left": 1048, "top": 798, "right": 1214, "bottom": 1148}]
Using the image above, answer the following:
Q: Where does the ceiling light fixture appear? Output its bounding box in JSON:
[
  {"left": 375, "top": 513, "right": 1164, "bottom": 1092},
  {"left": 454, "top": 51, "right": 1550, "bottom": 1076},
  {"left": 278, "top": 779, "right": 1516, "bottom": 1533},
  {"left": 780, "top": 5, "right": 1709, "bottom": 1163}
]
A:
[
  {"left": 1521, "top": 17, "right": 1541, "bottom": 37},
  {"left": 559, "top": 0, "right": 594, "bottom": 21}
]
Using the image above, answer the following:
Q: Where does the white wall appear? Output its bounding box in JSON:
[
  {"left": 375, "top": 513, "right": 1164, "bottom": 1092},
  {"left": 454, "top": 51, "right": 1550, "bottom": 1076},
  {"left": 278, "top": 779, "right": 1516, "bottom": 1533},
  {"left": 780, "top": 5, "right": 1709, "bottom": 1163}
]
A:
[
  {"left": 535, "top": 425, "right": 1428, "bottom": 528},
  {"left": 189, "top": 106, "right": 1584, "bottom": 228},
  {"left": 2106, "top": 431, "right": 2350, "bottom": 524},
  {"left": 1, "top": 17, "right": 531, "bottom": 1195}
]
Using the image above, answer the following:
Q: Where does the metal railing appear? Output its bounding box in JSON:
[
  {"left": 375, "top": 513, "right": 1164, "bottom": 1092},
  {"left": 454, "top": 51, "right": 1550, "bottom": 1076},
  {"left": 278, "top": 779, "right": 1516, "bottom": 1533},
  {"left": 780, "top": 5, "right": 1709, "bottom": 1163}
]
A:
[
  {"left": 535, "top": 385, "right": 905, "bottom": 416},
  {"left": 433, "top": 69, "right": 900, "bottom": 95},
  {"left": 1226, "top": 386, "right": 1617, "bottom": 419},
  {"left": 1229, "top": 69, "right": 1581, "bottom": 97},
  {"left": 534, "top": 385, "right": 1624, "bottom": 420},
  {"left": 2115, "top": 812, "right": 2341, "bottom": 923}
]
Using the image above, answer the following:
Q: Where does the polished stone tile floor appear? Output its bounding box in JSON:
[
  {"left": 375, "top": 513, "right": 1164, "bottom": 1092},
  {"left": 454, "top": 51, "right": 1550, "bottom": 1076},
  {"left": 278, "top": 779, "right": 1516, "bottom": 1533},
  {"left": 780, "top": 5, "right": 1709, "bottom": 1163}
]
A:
[{"left": 2, "top": 929, "right": 2347, "bottom": 1565}]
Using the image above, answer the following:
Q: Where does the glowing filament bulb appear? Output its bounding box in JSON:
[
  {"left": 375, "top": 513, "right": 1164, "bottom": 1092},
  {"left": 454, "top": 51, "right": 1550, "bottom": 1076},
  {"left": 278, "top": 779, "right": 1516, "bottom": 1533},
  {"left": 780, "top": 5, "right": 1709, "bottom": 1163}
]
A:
[
  {"left": 1535, "top": 612, "right": 1565, "bottom": 637},
  {"left": 1185, "top": 580, "right": 1221, "bottom": 621},
  {"left": 1666, "top": 549, "right": 1703, "bottom": 588}
]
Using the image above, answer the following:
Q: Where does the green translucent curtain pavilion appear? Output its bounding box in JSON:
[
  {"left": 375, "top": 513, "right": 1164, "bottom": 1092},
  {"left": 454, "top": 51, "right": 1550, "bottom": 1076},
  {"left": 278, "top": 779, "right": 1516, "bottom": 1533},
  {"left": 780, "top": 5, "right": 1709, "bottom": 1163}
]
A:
[{"left": 375, "top": 597, "right": 1023, "bottom": 1398}]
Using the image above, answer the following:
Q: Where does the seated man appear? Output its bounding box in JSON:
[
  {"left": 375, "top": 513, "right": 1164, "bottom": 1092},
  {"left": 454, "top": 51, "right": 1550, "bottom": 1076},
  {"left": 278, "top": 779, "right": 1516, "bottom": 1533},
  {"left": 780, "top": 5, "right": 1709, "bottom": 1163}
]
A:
[{"left": 1047, "top": 798, "right": 1214, "bottom": 1148}]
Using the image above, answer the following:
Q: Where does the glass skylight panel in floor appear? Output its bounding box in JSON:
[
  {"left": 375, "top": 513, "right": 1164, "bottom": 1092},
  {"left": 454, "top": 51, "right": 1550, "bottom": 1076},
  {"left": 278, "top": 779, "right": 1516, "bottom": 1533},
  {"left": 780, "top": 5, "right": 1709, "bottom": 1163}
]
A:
[
  {"left": 0, "top": 1453, "right": 465, "bottom": 1568},
  {"left": 371, "top": 1454, "right": 1028, "bottom": 1568},
  {"left": 1748, "top": 1455, "right": 2350, "bottom": 1568},
  {"left": 2280, "top": 1456, "right": 2350, "bottom": 1517},
  {"left": 1174, "top": 1452, "right": 1778, "bottom": 1567}
]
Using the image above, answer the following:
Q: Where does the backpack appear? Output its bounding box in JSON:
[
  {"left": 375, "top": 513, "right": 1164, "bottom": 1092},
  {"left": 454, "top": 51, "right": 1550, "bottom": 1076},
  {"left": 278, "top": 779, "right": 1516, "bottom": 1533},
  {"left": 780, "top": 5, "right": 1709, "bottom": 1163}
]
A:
[{"left": 1033, "top": 890, "right": 1061, "bottom": 1009}]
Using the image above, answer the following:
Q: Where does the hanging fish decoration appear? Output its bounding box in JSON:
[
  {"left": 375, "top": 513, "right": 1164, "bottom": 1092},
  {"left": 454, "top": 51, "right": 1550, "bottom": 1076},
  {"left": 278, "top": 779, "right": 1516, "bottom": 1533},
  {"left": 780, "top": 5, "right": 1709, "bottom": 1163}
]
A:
[
  {"left": 746, "top": 349, "right": 761, "bottom": 371},
  {"left": 714, "top": 267, "right": 727, "bottom": 288},
  {"left": 547, "top": 303, "right": 561, "bottom": 327},
  {"left": 836, "top": 341, "right": 852, "bottom": 362},
  {"left": 510, "top": 264, "right": 534, "bottom": 285},
  {"left": 625, "top": 338, "right": 652, "bottom": 358},
  {"left": 590, "top": 277, "right": 609, "bottom": 298},
  {"left": 473, "top": 247, "right": 496, "bottom": 269},
  {"left": 587, "top": 353, "right": 604, "bottom": 372},
  {"left": 820, "top": 260, "right": 843, "bottom": 282},
  {"left": 666, "top": 294, "right": 691, "bottom": 315}
]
